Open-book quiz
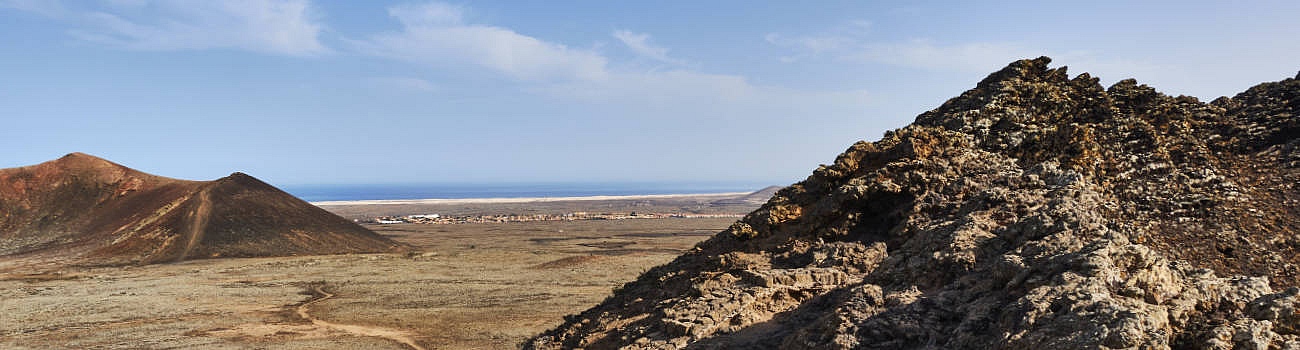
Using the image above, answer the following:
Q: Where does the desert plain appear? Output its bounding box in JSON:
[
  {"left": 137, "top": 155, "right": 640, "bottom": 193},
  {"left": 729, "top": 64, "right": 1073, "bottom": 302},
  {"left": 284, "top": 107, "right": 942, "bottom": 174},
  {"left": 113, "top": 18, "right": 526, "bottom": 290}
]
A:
[{"left": 0, "top": 194, "right": 763, "bottom": 349}]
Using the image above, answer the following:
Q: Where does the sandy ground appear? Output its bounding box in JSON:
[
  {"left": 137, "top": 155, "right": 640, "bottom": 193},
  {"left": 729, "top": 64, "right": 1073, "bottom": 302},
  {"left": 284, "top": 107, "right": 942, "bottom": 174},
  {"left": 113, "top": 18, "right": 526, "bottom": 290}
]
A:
[
  {"left": 0, "top": 218, "right": 734, "bottom": 349},
  {"left": 310, "top": 192, "right": 750, "bottom": 206},
  {"left": 315, "top": 192, "right": 768, "bottom": 220}
]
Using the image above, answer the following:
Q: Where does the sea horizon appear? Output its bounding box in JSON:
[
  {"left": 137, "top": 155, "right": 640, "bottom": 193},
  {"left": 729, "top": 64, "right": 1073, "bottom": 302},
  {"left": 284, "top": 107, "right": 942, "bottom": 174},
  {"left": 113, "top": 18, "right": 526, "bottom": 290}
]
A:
[{"left": 281, "top": 182, "right": 780, "bottom": 202}]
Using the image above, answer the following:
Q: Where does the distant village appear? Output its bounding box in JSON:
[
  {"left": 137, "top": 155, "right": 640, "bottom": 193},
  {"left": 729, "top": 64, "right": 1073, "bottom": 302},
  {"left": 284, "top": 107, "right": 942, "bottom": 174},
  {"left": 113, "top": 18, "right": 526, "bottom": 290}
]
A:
[{"left": 360, "top": 212, "right": 744, "bottom": 225}]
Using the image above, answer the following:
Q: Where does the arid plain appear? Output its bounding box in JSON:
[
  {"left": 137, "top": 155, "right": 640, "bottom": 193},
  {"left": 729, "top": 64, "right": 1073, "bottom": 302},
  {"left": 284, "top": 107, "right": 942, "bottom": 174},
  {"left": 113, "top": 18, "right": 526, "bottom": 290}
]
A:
[{"left": 1, "top": 194, "right": 761, "bottom": 349}]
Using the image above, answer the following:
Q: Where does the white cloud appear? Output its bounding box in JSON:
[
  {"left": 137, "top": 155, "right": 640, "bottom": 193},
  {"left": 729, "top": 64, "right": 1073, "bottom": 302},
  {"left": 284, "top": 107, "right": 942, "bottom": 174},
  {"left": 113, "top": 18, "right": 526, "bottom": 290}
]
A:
[
  {"left": 767, "top": 21, "right": 1163, "bottom": 77},
  {"left": 356, "top": 2, "right": 871, "bottom": 119},
  {"left": 765, "top": 33, "right": 851, "bottom": 54},
  {"left": 7, "top": 0, "right": 328, "bottom": 56},
  {"left": 844, "top": 40, "right": 1042, "bottom": 72},
  {"left": 765, "top": 33, "right": 857, "bottom": 63},
  {"left": 765, "top": 20, "right": 872, "bottom": 63},
  {"left": 612, "top": 30, "right": 688, "bottom": 66},
  {"left": 767, "top": 21, "right": 1043, "bottom": 73},
  {"left": 354, "top": 2, "right": 607, "bottom": 81},
  {"left": 537, "top": 69, "right": 871, "bottom": 119}
]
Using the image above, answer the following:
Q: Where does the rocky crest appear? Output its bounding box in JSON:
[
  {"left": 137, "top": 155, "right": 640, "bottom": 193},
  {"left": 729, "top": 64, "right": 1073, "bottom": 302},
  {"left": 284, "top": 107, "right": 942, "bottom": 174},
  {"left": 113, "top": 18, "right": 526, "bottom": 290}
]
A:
[
  {"left": 0, "top": 153, "right": 406, "bottom": 269},
  {"left": 528, "top": 57, "right": 1300, "bottom": 349}
]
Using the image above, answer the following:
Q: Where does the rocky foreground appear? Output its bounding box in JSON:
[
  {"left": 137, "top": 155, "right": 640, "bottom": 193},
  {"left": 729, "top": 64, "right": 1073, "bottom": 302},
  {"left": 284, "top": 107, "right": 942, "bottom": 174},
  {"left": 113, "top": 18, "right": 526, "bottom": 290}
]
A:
[{"left": 528, "top": 57, "right": 1300, "bottom": 349}]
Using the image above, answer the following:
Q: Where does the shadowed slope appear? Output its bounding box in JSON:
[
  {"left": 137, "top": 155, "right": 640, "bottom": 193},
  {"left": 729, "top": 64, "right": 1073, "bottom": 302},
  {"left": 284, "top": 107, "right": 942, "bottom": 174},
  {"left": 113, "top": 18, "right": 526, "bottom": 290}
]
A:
[{"left": 0, "top": 153, "right": 405, "bottom": 268}]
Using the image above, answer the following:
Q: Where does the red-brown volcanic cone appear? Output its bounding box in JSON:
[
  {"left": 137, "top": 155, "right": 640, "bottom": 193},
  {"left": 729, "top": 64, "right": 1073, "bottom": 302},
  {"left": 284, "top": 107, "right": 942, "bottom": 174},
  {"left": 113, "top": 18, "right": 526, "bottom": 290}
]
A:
[{"left": 0, "top": 153, "right": 406, "bottom": 268}]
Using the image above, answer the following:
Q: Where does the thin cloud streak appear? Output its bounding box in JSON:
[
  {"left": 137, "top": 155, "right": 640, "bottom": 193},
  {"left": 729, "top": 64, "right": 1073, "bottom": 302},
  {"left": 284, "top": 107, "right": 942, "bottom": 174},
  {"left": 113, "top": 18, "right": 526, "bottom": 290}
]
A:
[
  {"left": 612, "top": 30, "right": 690, "bottom": 66},
  {"left": 5, "top": 0, "right": 329, "bottom": 56}
]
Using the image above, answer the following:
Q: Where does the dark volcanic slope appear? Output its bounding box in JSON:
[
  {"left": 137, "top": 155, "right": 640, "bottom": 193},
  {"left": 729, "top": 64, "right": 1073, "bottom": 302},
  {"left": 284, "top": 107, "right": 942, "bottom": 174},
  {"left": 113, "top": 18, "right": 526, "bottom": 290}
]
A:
[
  {"left": 0, "top": 153, "right": 405, "bottom": 267},
  {"left": 529, "top": 58, "right": 1300, "bottom": 349}
]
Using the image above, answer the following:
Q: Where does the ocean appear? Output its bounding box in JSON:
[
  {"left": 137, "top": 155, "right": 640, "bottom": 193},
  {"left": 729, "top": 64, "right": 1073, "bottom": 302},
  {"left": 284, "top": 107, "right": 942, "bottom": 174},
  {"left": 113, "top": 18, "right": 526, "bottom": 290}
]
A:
[{"left": 280, "top": 182, "right": 775, "bottom": 202}]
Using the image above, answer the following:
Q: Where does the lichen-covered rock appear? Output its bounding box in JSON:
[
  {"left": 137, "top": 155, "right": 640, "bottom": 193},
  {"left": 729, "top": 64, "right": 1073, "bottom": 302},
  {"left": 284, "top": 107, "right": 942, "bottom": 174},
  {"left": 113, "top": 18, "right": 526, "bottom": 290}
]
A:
[{"left": 527, "top": 57, "right": 1300, "bottom": 349}]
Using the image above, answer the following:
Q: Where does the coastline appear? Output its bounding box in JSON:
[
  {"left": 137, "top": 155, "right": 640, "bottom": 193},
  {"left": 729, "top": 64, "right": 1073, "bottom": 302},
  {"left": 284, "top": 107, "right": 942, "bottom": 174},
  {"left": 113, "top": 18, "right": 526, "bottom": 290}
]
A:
[{"left": 309, "top": 191, "right": 753, "bottom": 206}]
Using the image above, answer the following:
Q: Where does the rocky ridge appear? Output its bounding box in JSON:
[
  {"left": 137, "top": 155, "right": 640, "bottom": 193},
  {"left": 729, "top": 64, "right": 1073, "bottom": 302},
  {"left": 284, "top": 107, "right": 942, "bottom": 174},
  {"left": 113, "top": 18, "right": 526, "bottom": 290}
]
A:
[{"left": 528, "top": 57, "right": 1300, "bottom": 349}]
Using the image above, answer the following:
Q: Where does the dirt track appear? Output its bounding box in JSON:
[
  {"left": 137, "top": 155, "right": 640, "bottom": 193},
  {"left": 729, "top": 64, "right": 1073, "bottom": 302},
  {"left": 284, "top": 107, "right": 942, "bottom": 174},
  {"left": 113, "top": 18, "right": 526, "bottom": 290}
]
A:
[
  {"left": 296, "top": 285, "right": 427, "bottom": 350},
  {"left": 180, "top": 189, "right": 212, "bottom": 261}
]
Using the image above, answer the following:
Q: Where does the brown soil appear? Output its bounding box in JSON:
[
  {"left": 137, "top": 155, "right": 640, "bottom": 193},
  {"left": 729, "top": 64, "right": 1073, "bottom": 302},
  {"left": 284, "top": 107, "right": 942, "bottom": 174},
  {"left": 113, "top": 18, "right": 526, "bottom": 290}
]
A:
[
  {"left": 0, "top": 217, "right": 736, "bottom": 349},
  {"left": 292, "top": 284, "right": 428, "bottom": 350}
]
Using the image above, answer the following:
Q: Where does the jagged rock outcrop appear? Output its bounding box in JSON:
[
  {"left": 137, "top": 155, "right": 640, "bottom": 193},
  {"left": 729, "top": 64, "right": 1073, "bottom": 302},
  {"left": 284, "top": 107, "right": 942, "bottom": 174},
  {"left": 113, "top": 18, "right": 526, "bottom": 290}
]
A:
[
  {"left": 528, "top": 57, "right": 1300, "bottom": 349},
  {"left": 0, "top": 153, "right": 406, "bottom": 268}
]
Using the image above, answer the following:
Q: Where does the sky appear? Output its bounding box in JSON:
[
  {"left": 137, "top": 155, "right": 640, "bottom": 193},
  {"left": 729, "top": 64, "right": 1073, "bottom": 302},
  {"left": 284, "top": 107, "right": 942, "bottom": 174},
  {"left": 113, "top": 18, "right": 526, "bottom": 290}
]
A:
[{"left": 2, "top": 1, "right": 1298, "bottom": 186}]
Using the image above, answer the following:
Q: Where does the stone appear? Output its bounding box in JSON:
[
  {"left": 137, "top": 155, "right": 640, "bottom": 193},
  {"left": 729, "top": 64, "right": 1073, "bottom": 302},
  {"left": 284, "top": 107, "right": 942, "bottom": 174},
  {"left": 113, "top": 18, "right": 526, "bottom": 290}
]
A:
[{"left": 526, "top": 57, "right": 1300, "bottom": 349}]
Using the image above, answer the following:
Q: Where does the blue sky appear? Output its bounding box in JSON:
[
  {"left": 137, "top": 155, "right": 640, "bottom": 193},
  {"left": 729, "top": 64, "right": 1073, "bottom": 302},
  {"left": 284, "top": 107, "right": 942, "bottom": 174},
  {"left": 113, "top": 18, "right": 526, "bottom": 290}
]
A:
[{"left": 2, "top": 1, "right": 1298, "bottom": 186}]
